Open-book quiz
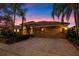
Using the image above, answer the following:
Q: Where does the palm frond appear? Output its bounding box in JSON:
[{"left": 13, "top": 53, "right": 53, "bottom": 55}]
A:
[
  {"left": 52, "top": 3, "right": 66, "bottom": 20},
  {"left": 65, "top": 7, "right": 72, "bottom": 21}
]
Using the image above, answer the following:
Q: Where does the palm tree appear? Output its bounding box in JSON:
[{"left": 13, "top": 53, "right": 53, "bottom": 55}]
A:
[
  {"left": 52, "top": 4, "right": 68, "bottom": 22},
  {"left": 9, "top": 3, "right": 22, "bottom": 31},
  {"left": 11, "top": 4, "right": 27, "bottom": 33},
  {"left": 3, "top": 15, "right": 13, "bottom": 27},
  {"left": 18, "top": 8, "right": 27, "bottom": 35},
  {"left": 0, "top": 4, "right": 27, "bottom": 33},
  {"left": 12, "top": 4, "right": 16, "bottom": 31},
  {"left": 52, "top": 3, "right": 79, "bottom": 37},
  {"left": 0, "top": 4, "right": 15, "bottom": 31},
  {"left": 2, "top": 3, "right": 26, "bottom": 32}
]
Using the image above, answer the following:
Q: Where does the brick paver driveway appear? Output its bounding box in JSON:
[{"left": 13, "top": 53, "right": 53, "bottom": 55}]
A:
[{"left": 0, "top": 37, "right": 79, "bottom": 56}]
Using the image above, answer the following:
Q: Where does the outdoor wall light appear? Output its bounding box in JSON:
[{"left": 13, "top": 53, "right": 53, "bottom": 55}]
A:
[
  {"left": 64, "top": 27, "right": 68, "bottom": 30},
  {"left": 23, "top": 29, "right": 27, "bottom": 35},
  {"left": 60, "top": 27, "right": 68, "bottom": 32}
]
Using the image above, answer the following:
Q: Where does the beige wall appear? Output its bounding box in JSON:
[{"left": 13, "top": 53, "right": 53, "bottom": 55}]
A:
[{"left": 33, "top": 26, "right": 66, "bottom": 39}]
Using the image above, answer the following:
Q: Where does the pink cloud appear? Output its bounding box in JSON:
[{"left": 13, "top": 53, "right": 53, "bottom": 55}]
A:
[
  {"left": 26, "top": 16, "right": 53, "bottom": 22},
  {"left": 15, "top": 16, "right": 22, "bottom": 25},
  {"left": 15, "top": 15, "right": 75, "bottom": 27}
]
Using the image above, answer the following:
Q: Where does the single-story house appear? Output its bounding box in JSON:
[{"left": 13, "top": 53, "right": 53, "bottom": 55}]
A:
[{"left": 26, "top": 21, "right": 69, "bottom": 38}]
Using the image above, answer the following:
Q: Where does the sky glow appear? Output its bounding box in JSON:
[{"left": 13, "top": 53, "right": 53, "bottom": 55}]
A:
[{"left": 14, "top": 3, "right": 75, "bottom": 27}]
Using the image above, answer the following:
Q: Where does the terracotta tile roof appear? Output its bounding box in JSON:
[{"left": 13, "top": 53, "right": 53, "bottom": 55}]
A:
[{"left": 26, "top": 21, "right": 69, "bottom": 27}]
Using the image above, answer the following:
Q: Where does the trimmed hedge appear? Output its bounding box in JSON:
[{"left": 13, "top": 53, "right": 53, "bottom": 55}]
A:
[{"left": 1, "top": 28, "right": 30, "bottom": 44}]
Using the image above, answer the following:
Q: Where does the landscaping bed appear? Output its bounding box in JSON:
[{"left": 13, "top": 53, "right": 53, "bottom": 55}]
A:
[
  {"left": 1, "top": 28, "right": 30, "bottom": 44},
  {"left": 66, "top": 27, "right": 79, "bottom": 48}
]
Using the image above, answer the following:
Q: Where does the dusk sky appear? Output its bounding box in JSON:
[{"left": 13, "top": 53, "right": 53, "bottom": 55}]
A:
[{"left": 15, "top": 3, "right": 75, "bottom": 27}]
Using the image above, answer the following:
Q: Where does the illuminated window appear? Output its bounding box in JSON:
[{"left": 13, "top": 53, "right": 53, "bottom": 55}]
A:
[
  {"left": 14, "top": 29, "right": 16, "bottom": 32},
  {"left": 23, "top": 26, "right": 26, "bottom": 29},
  {"left": 60, "top": 28, "right": 62, "bottom": 32},
  {"left": 30, "top": 26, "right": 33, "bottom": 34},
  {"left": 17, "top": 29, "right": 19, "bottom": 32},
  {"left": 41, "top": 28, "right": 44, "bottom": 31},
  {"left": 30, "top": 29, "right": 33, "bottom": 34}
]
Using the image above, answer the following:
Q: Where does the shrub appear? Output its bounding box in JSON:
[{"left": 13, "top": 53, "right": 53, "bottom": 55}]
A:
[
  {"left": 66, "top": 27, "right": 79, "bottom": 46},
  {"left": 1, "top": 28, "right": 30, "bottom": 44}
]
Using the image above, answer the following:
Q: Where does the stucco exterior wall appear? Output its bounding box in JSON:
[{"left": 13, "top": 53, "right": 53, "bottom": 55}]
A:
[{"left": 33, "top": 26, "right": 66, "bottom": 38}]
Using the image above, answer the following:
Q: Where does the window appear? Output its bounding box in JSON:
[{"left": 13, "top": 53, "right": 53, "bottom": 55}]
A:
[{"left": 17, "top": 29, "right": 19, "bottom": 32}]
